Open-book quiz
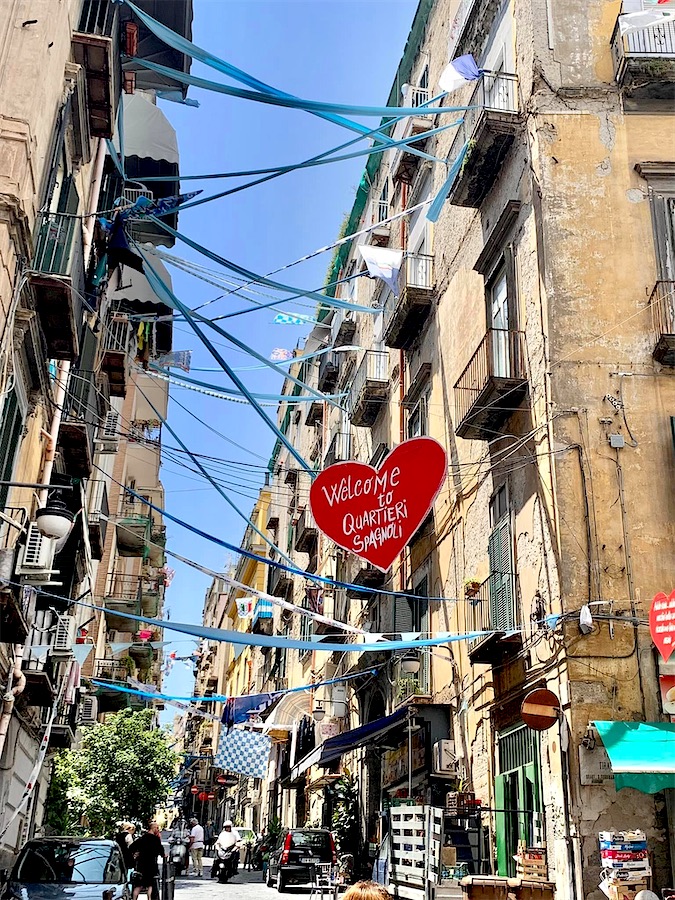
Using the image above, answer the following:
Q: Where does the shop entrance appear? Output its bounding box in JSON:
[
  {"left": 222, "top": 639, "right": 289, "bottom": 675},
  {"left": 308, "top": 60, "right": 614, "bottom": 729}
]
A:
[{"left": 494, "top": 724, "right": 543, "bottom": 876}]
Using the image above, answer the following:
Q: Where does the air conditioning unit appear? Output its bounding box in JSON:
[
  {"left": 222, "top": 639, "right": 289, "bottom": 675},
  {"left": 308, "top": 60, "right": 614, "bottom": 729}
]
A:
[
  {"left": 95, "top": 410, "right": 120, "bottom": 452},
  {"left": 80, "top": 696, "right": 99, "bottom": 725},
  {"left": 15, "top": 524, "right": 60, "bottom": 583},
  {"left": 51, "top": 614, "right": 78, "bottom": 655},
  {"left": 433, "top": 740, "right": 459, "bottom": 777}
]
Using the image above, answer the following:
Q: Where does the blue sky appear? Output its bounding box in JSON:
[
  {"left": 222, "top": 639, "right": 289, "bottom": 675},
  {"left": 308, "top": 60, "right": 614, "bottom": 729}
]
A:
[{"left": 156, "top": 0, "right": 419, "bottom": 714}]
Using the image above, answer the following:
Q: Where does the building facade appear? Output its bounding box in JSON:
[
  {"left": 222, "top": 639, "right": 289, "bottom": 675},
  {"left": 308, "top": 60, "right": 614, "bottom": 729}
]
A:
[
  {"left": 0, "top": 0, "right": 191, "bottom": 864},
  {"left": 190, "top": 1, "right": 675, "bottom": 897}
]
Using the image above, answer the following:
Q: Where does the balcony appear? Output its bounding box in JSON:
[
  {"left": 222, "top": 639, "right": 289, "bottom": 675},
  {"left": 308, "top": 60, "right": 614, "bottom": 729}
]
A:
[
  {"left": 87, "top": 480, "right": 109, "bottom": 561},
  {"left": 467, "top": 577, "right": 522, "bottom": 665},
  {"left": 93, "top": 659, "right": 136, "bottom": 712},
  {"left": 348, "top": 564, "right": 385, "bottom": 597},
  {"left": 29, "top": 213, "right": 84, "bottom": 360},
  {"left": 23, "top": 656, "right": 56, "bottom": 708},
  {"left": 651, "top": 281, "right": 675, "bottom": 365},
  {"left": 305, "top": 400, "right": 323, "bottom": 426},
  {"left": 59, "top": 369, "right": 99, "bottom": 477},
  {"left": 324, "top": 432, "right": 351, "bottom": 469},
  {"left": 445, "top": 72, "right": 520, "bottom": 208},
  {"left": 394, "top": 648, "right": 432, "bottom": 707},
  {"left": 333, "top": 309, "right": 357, "bottom": 347},
  {"left": 611, "top": 15, "right": 675, "bottom": 109},
  {"left": 101, "top": 311, "right": 134, "bottom": 397},
  {"left": 0, "top": 539, "right": 32, "bottom": 643},
  {"left": 47, "top": 703, "right": 78, "bottom": 749},
  {"left": 367, "top": 198, "right": 391, "bottom": 246},
  {"left": 71, "top": 0, "right": 121, "bottom": 139},
  {"left": 268, "top": 563, "right": 292, "bottom": 597},
  {"left": 149, "top": 524, "right": 167, "bottom": 566},
  {"left": 295, "top": 505, "right": 318, "bottom": 554},
  {"left": 382, "top": 253, "right": 435, "bottom": 349},
  {"left": 141, "top": 576, "right": 163, "bottom": 617},
  {"left": 347, "top": 351, "right": 389, "bottom": 427},
  {"left": 103, "top": 576, "right": 142, "bottom": 631},
  {"left": 116, "top": 502, "right": 152, "bottom": 557},
  {"left": 391, "top": 86, "right": 435, "bottom": 185},
  {"left": 454, "top": 329, "right": 528, "bottom": 440},
  {"left": 252, "top": 598, "right": 274, "bottom": 636},
  {"left": 318, "top": 351, "right": 340, "bottom": 393}
]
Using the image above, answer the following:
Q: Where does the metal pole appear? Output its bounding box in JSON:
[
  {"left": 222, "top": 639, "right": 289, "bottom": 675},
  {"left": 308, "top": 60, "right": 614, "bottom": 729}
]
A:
[
  {"left": 407, "top": 707, "right": 413, "bottom": 799},
  {"left": 0, "top": 481, "right": 74, "bottom": 490}
]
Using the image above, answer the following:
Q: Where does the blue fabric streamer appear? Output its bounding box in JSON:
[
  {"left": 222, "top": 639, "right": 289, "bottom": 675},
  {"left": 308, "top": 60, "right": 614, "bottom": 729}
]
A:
[
  {"left": 132, "top": 56, "right": 471, "bottom": 122},
  {"left": 140, "top": 252, "right": 315, "bottom": 473},
  {"left": 149, "top": 218, "right": 378, "bottom": 314},
  {"left": 83, "top": 597, "right": 488, "bottom": 652},
  {"left": 134, "top": 120, "right": 462, "bottom": 183},
  {"left": 124, "top": 0, "right": 444, "bottom": 159},
  {"left": 157, "top": 90, "right": 200, "bottom": 108},
  {"left": 150, "top": 366, "right": 345, "bottom": 403},
  {"left": 426, "top": 142, "right": 471, "bottom": 223},
  {"left": 138, "top": 248, "right": 340, "bottom": 407}
]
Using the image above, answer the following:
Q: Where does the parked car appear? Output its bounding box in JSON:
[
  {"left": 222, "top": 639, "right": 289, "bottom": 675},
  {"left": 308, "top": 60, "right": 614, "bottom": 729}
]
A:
[
  {"left": 1, "top": 838, "right": 130, "bottom": 899},
  {"left": 267, "top": 828, "right": 336, "bottom": 892}
]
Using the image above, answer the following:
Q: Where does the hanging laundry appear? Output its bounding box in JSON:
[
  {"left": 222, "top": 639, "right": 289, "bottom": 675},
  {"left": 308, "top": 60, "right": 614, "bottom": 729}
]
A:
[
  {"left": 438, "top": 54, "right": 481, "bottom": 93},
  {"left": 359, "top": 245, "right": 403, "bottom": 295},
  {"left": 273, "top": 313, "right": 316, "bottom": 325},
  {"left": 619, "top": 8, "right": 675, "bottom": 33},
  {"left": 270, "top": 348, "right": 294, "bottom": 361}
]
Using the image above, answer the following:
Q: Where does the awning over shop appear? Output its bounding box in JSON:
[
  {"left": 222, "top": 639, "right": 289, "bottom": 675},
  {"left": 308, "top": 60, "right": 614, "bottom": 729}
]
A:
[
  {"left": 290, "top": 707, "right": 408, "bottom": 782},
  {"left": 113, "top": 94, "right": 179, "bottom": 165},
  {"left": 264, "top": 690, "right": 312, "bottom": 728},
  {"left": 595, "top": 721, "right": 675, "bottom": 793}
]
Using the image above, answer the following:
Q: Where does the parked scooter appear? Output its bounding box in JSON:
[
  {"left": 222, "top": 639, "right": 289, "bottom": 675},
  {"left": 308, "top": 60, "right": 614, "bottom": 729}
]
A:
[
  {"left": 251, "top": 835, "right": 264, "bottom": 871},
  {"left": 168, "top": 827, "right": 191, "bottom": 876},
  {"left": 212, "top": 846, "right": 239, "bottom": 883}
]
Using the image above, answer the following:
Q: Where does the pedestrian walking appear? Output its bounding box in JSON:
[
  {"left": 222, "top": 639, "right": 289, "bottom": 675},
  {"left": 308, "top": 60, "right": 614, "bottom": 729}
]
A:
[
  {"left": 188, "top": 816, "right": 205, "bottom": 876},
  {"left": 131, "top": 822, "right": 165, "bottom": 900},
  {"left": 204, "top": 820, "right": 216, "bottom": 853},
  {"left": 115, "top": 822, "right": 137, "bottom": 870}
]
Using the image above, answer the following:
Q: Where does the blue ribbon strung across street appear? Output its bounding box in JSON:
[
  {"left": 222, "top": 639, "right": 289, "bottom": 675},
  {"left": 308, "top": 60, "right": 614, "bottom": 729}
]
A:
[{"left": 90, "top": 668, "right": 379, "bottom": 706}]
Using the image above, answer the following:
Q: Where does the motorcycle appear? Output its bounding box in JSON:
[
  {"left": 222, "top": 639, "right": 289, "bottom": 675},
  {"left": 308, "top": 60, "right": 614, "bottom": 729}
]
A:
[
  {"left": 251, "top": 836, "right": 264, "bottom": 871},
  {"left": 168, "top": 833, "right": 190, "bottom": 876},
  {"left": 212, "top": 846, "right": 239, "bottom": 883}
]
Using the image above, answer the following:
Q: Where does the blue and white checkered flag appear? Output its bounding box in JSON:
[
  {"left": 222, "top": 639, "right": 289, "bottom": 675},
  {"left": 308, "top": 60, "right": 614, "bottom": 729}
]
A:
[{"left": 214, "top": 728, "right": 271, "bottom": 778}]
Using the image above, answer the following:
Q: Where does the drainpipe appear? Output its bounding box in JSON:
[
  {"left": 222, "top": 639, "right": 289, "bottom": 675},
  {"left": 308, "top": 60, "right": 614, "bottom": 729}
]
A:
[{"left": 0, "top": 645, "right": 25, "bottom": 762}]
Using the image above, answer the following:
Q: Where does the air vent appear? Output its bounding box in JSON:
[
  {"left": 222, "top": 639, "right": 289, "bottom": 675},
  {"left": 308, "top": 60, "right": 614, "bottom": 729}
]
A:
[
  {"left": 95, "top": 410, "right": 120, "bottom": 452},
  {"left": 52, "top": 614, "right": 77, "bottom": 654},
  {"left": 80, "top": 695, "right": 99, "bottom": 725}
]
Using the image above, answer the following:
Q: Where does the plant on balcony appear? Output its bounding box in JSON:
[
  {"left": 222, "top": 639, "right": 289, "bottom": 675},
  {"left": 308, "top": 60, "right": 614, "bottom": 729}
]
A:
[
  {"left": 464, "top": 579, "right": 481, "bottom": 598},
  {"left": 120, "top": 655, "right": 136, "bottom": 675},
  {"left": 396, "top": 676, "right": 420, "bottom": 702}
]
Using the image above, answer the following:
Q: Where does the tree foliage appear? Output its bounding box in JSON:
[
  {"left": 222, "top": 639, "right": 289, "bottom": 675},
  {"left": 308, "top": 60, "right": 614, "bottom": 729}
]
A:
[{"left": 45, "top": 709, "right": 178, "bottom": 836}]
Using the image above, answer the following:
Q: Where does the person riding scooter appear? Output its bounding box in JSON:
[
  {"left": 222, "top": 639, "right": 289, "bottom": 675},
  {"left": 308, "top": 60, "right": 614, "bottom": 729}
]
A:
[{"left": 212, "top": 821, "right": 241, "bottom": 882}]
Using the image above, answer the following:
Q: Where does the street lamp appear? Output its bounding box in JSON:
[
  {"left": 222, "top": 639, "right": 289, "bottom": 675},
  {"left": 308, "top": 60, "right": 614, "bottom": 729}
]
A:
[
  {"left": 400, "top": 652, "right": 421, "bottom": 676},
  {"left": 0, "top": 481, "right": 75, "bottom": 540},
  {"left": 36, "top": 492, "right": 74, "bottom": 540},
  {"left": 313, "top": 703, "right": 326, "bottom": 722}
]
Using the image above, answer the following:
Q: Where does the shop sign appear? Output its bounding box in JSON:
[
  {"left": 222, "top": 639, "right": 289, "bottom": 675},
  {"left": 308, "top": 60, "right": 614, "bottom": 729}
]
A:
[
  {"left": 310, "top": 437, "right": 447, "bottom": 572},
  {"left": 382, "top": 730, "right": 426, "bottom": 788},
  {"left": 649, "top": 590, "right": 675, "bottom": 662},
  {"left": 319, "top": 721, "right": 340, "bottom": 740},
  {"left": 659, "top": 674, "right": 675, "bottom": 714},
  {"left": 578, "top": 743, "right": 614, "bottom": 785}
]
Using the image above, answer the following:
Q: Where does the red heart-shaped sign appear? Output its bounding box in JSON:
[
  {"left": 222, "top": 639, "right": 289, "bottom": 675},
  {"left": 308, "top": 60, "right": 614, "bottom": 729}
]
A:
[
  {"left": 650, "top": 589, "right": 675, "bottom": 662},
  {"left": 310, "top": 437, "right": 447, "bottom": 572}
]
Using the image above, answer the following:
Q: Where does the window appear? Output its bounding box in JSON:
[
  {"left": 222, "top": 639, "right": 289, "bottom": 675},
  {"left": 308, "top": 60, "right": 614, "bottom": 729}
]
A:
[
  {"left": 378, "top": 179, "right": 390, "bottom": 223},
  {"left": 299, "top": 593, "right": 313, "bottom": 652},
  {"left": 488, "top": 485, "right": 516, "bottom": 631},
  {"left": 407, "top": 388, "right": 430, "bottom": 438},
  {"left": 494, "top": 724, "right": 543, "bottom": 876}
]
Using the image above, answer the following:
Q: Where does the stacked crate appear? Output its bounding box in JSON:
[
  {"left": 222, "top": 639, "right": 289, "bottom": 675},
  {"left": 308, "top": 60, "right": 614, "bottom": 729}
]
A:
[
  {"left": 516, "top": 841, "right": 548, "bottom": 881},
  {"left": 599, "top": 831, "right": 651, "bottom": 900}
]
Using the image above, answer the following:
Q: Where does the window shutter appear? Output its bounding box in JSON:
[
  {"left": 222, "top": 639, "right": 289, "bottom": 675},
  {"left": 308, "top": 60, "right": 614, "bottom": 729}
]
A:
[
  {"left": 488, "top": 518, "right": 515, "bottom": 631},
  {"left": 0, "top": 390, "right": 23, "bottom": 509},
  {"left": 394, "top": 592, "right": 415, "bottom": 634}
]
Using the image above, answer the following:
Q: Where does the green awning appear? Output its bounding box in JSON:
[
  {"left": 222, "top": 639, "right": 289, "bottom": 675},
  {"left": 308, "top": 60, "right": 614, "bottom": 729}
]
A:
[{"left": 595, "top": 721, "right": 675, "bottom": 793}]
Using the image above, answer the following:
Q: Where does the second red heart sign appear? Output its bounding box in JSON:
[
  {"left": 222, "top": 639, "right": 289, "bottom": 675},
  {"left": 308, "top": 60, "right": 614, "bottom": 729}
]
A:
[{"left": 309, "top": 437, "right": 448, "bottom": 572}]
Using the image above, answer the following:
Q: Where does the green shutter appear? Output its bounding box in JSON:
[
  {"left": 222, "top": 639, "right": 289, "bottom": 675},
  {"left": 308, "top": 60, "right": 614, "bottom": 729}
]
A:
[
  {"left": 488, "top": 518, "right": 514, "bottom": 631},
  {"left": 494, "top": 773, "right": 508, "bottom": 876},
  {"left": 521, "top": 762, "right": 541, "bottom": 847},
  {"left": 0, "top": 390, "right": 23, "bottom": 509}
]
